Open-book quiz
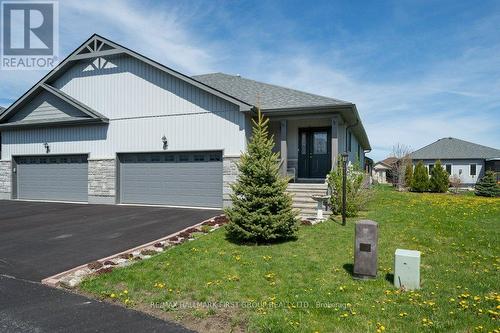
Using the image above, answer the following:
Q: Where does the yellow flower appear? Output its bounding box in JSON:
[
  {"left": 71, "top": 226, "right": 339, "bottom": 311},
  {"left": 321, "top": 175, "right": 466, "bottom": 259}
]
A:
[{"left": 110, "top": 293, "right": 116, "bottom": 298}]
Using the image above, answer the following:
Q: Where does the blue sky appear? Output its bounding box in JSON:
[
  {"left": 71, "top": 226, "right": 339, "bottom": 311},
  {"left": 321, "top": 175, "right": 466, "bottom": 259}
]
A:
[{"left": 1, "top": 0, "right": 499, "bottom": 161}]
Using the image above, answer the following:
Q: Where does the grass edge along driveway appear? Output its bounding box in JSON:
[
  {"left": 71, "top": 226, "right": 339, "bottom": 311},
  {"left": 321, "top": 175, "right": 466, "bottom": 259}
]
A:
[{"left": 80, "top": 186, "right": 500, "bottom": 333}]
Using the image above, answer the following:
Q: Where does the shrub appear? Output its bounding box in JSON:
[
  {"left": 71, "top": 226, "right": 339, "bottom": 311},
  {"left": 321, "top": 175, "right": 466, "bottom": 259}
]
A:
[
  {"left": 449, "top": 175, "right": 462, "bottom": 194},
  {"left": 411, "top": 161, "right": 429, "bottom": 192},
  {"left": 327, "top": 160, "right": 370, "bottom": 217},
  {"left": 429, "top": 160, "right": 449, "bottom": 193},
  {"left": 225, "top": 108, "right": 298, "bottom": 243},
  {"left": 475, "top": 171, "right": 500, "bottom": 197},
  {"left": 404, "top": 163, "right": 413, "bottom": 188}
]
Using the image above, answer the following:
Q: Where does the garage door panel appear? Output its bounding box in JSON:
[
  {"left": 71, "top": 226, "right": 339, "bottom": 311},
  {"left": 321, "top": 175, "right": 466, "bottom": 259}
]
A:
[
  {"left": 120, "top": 152, "right": 223, "bottom": 208},
  {"left": 16, "top": 155, "right": 88, "bottom": 202}
]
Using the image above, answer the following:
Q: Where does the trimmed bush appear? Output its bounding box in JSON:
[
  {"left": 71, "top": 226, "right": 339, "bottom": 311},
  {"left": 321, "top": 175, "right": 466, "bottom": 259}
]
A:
[
  {"left": 327, "top": 161, "right": 370, "bottom": 217},
  {"left": 429, "top": 160, "right": 449, "bottom": 193},
  {"left": 475, "top": 171, "right": 500, "bottom": 197},
  {"left": 411, "top": 161, "right": 429, "bottom": 192},
  {"left": 225, "top": 109, "right": 298, "bottom": 243}
]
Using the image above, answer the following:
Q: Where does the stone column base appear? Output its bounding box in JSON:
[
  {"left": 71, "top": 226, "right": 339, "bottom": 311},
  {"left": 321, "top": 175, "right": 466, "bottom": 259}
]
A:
[{"left": 88, "top": 159, "right": 116, "bottom": 204}]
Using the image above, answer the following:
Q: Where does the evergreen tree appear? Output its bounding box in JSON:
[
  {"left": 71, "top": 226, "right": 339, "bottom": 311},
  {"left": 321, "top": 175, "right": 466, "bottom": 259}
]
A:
[
  {"left": 225, "top": 109, "right": 298, "bottom": 243},
  {"left": 429, "top": 160, "right": 449, "bottom": 193},
  {"left": 475, "top": 171, "right": 500, "bottom": 197},
  {"left": 404, "top": 163, "right": 413, "bottom": 188},
  {"left": 411, "top": 161, "right": 429, "bottom": 192}
]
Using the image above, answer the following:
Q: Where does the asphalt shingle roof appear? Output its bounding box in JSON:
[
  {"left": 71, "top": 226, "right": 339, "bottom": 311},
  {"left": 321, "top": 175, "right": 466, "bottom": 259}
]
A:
[
  {"left": 193, "top": 72, "right": 351, "bottom": 110},
  {"left": 410, "top": 137, "right": 500, "bottom": 160}
]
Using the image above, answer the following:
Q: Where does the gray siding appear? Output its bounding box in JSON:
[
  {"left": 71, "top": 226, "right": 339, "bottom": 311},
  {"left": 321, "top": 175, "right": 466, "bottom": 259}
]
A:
[
  {"left": 1, "top": 54, "right": 246, "bottom": 161},
  {"left": 53, "top": 55, "right": 239, "bottom": 119},
  {"left": 1, "top": 54, "right": 369, "bottom": 168},
  {"left": 8, "top": 91, "right": 89, "bottom": 123}
]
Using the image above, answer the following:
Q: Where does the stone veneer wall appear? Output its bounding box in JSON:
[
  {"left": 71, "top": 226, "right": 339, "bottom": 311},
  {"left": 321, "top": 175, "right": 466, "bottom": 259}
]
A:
[
  {"left": 223, "top": 156, "right": 240, "bottom": 207},
  {"left": 0, "top": 161, "right": 11, "bottom": 199},
  {"left": 88, "top": 159, "right": 116, "bottom": 204}
]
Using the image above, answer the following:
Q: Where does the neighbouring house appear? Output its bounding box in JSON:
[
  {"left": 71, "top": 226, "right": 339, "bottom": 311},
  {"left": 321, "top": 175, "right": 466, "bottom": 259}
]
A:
[
  {"left": 0, "top": 34, "right": 370, "bottom": 209},
  {"left": 409, "top": 137, "right": 500, "bottom": 186},
  {"left": 372, "top": 157, "right": 398, "bottom": 184}
]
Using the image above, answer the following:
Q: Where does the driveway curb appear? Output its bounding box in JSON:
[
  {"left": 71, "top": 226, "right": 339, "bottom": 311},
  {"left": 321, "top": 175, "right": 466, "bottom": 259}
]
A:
[{"left": 42, "top": 214, "right": 224, "bottom": 287}]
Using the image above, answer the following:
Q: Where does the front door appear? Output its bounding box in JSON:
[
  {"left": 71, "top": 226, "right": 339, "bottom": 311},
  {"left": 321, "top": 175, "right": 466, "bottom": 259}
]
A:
[{"left": 298, "top": 127, "right": 331, "bottom": 178}]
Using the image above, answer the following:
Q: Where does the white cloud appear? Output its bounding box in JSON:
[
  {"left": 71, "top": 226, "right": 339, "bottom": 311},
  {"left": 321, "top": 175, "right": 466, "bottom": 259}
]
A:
[{"left": 61, "top": 0, "right": 218, "bottom": 74}]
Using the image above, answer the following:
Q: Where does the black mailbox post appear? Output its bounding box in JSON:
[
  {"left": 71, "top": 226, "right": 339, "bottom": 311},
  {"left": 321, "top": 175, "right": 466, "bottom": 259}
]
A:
[{"left": 353, "top": 220, "right": 378, "bottom": 279}]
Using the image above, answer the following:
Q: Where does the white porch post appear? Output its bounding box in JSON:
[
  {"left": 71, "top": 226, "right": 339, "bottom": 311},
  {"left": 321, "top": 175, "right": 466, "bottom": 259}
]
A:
[
  {"left": 280, "top": 119, "right": 288, "bottom": 174},
  {"left": 332, "top": 116, "right": 339, "bottom": 170}
]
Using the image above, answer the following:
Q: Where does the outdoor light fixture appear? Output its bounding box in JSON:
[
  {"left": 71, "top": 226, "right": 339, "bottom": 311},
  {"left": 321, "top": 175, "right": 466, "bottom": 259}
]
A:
[
  {"left": 161, "top": 135, "right": 168, "bottom": 150},
  {"left": 43, "top": 142, "right": 50, "bottom": 154},
  {"left": 341, "top": 152, "right": 349, "bottom": 226}
]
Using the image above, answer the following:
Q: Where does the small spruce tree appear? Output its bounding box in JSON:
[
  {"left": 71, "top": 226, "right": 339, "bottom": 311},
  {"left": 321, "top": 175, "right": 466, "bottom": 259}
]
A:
[
  {"left": 475, "top": 171, "right": 500, "bottom": 197},
  {"left": 411, "top": 161, "right": 429, "bottom": 192},
  {"left": 404, "top": 163, "right": 413, "bottom": 188},
  {"left": 225, "top": 108, "right": 298, "bottom": 243},
  {"left": 429, "top": 160, "right": 449, "bottom": 193}
]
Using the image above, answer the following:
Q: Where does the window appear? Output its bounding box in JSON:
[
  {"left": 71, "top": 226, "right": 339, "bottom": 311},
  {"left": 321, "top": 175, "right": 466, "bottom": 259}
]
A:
[
  {"left": 357, "top": 144, "right": 361, "bottom": 160},
  {"left": 348, "top": 132, "right": 352, "bottom": 152},
  {"left": 165, "top": 155, "right": 175, "bottom": 162},
  {"left": 209, "top": 154, "right": 221, "bottom": 162},
  {"left": 194, "top": 154, "right": 205, "bottom": 162},
  {"left": 137, "top": 155, "right": 148, "bottom": 162},
  {"left": 470, "top": 164, "right": 476, "bottom": 176},
  {"left": 313, "top": 132, "right": 327, "bottom": 155},
  {"left": 151, "top": 155, "right": 161, "bottom": 162},
  {"left": 428, "top": 164, "right": 434, "bottom": 173},
  {"left": 179, "top": 154, "right": 189, "bottom": 162},
  {"left": 301, "top": 132, "right": 307, "bottom": 155},
  {"left": 446, "top": 164, "right": 452, "bottom": 175}
]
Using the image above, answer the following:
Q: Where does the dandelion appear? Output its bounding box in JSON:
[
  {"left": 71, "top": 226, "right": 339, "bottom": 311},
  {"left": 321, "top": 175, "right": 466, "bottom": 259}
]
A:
[
  {"left": 110, "top": 293, "right": 116, "bottom": 298},
  {"left": 376, "top": 322, "right": 386, "bottom": 332}
]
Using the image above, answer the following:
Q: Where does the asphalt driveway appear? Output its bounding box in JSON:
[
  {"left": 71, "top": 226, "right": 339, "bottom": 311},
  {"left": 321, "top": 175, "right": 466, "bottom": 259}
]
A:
[
  {"left": 0, "top": 200, "right": 220, "bottom": 333},
  {"left": 0, "top": 200, "right": 219, "bottom": 281}
]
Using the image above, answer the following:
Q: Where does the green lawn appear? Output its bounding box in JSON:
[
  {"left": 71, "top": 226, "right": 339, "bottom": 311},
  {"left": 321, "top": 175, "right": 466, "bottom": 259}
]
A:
[{"left": 80, "top": 186, "right": 500, "bottom": 332}]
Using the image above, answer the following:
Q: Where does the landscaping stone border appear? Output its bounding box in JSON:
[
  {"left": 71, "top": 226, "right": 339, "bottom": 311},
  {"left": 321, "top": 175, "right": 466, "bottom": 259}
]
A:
[{"left": 42, "top": 215, "right": 229, "bottom": 289}]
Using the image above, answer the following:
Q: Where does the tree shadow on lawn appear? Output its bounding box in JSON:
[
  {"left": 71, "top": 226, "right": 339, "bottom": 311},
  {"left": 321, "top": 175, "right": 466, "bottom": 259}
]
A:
[{"left": 224, "top": 233, "right": 299, "bottom": 247}]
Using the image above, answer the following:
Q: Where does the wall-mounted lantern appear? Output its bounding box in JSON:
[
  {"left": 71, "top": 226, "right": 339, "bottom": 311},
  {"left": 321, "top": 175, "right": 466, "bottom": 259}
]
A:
[
  {"left": 161, "top": 135, "right": 168, "bottom": 150},
  {"left": 43, "top": 142, "right": 50, "bottom": 154}
]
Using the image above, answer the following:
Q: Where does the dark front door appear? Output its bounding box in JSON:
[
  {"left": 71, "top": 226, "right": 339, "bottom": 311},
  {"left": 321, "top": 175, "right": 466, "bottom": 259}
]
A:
[{"left": 298, "top": 127, "right": 331, "bottom": 178}]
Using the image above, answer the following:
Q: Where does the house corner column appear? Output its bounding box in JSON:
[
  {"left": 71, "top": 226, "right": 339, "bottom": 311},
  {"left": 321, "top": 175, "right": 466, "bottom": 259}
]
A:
[
  {"left": 88, "top": 158, "right": 116, "bottom": 204},
  {"left": 0, "top": 160, "right": 12, "bottom": 199},
  {"left": 280, "top": 119, "right": 288, "bottom": 174},
  {"left": 332, "top": 116, "right": 339, "bottom": 170}
]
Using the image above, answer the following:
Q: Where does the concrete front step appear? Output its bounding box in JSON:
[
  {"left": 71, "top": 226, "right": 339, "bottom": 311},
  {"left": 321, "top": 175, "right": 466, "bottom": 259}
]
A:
[
  {"left": 297, "top": 208, "right": 332, "bottom": 216},
  {"left": 287, "top": 182, "right": 330, "bottom": 217},
  {"left": 288, "top": 184, "right": 327, "bottom": 189}
]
